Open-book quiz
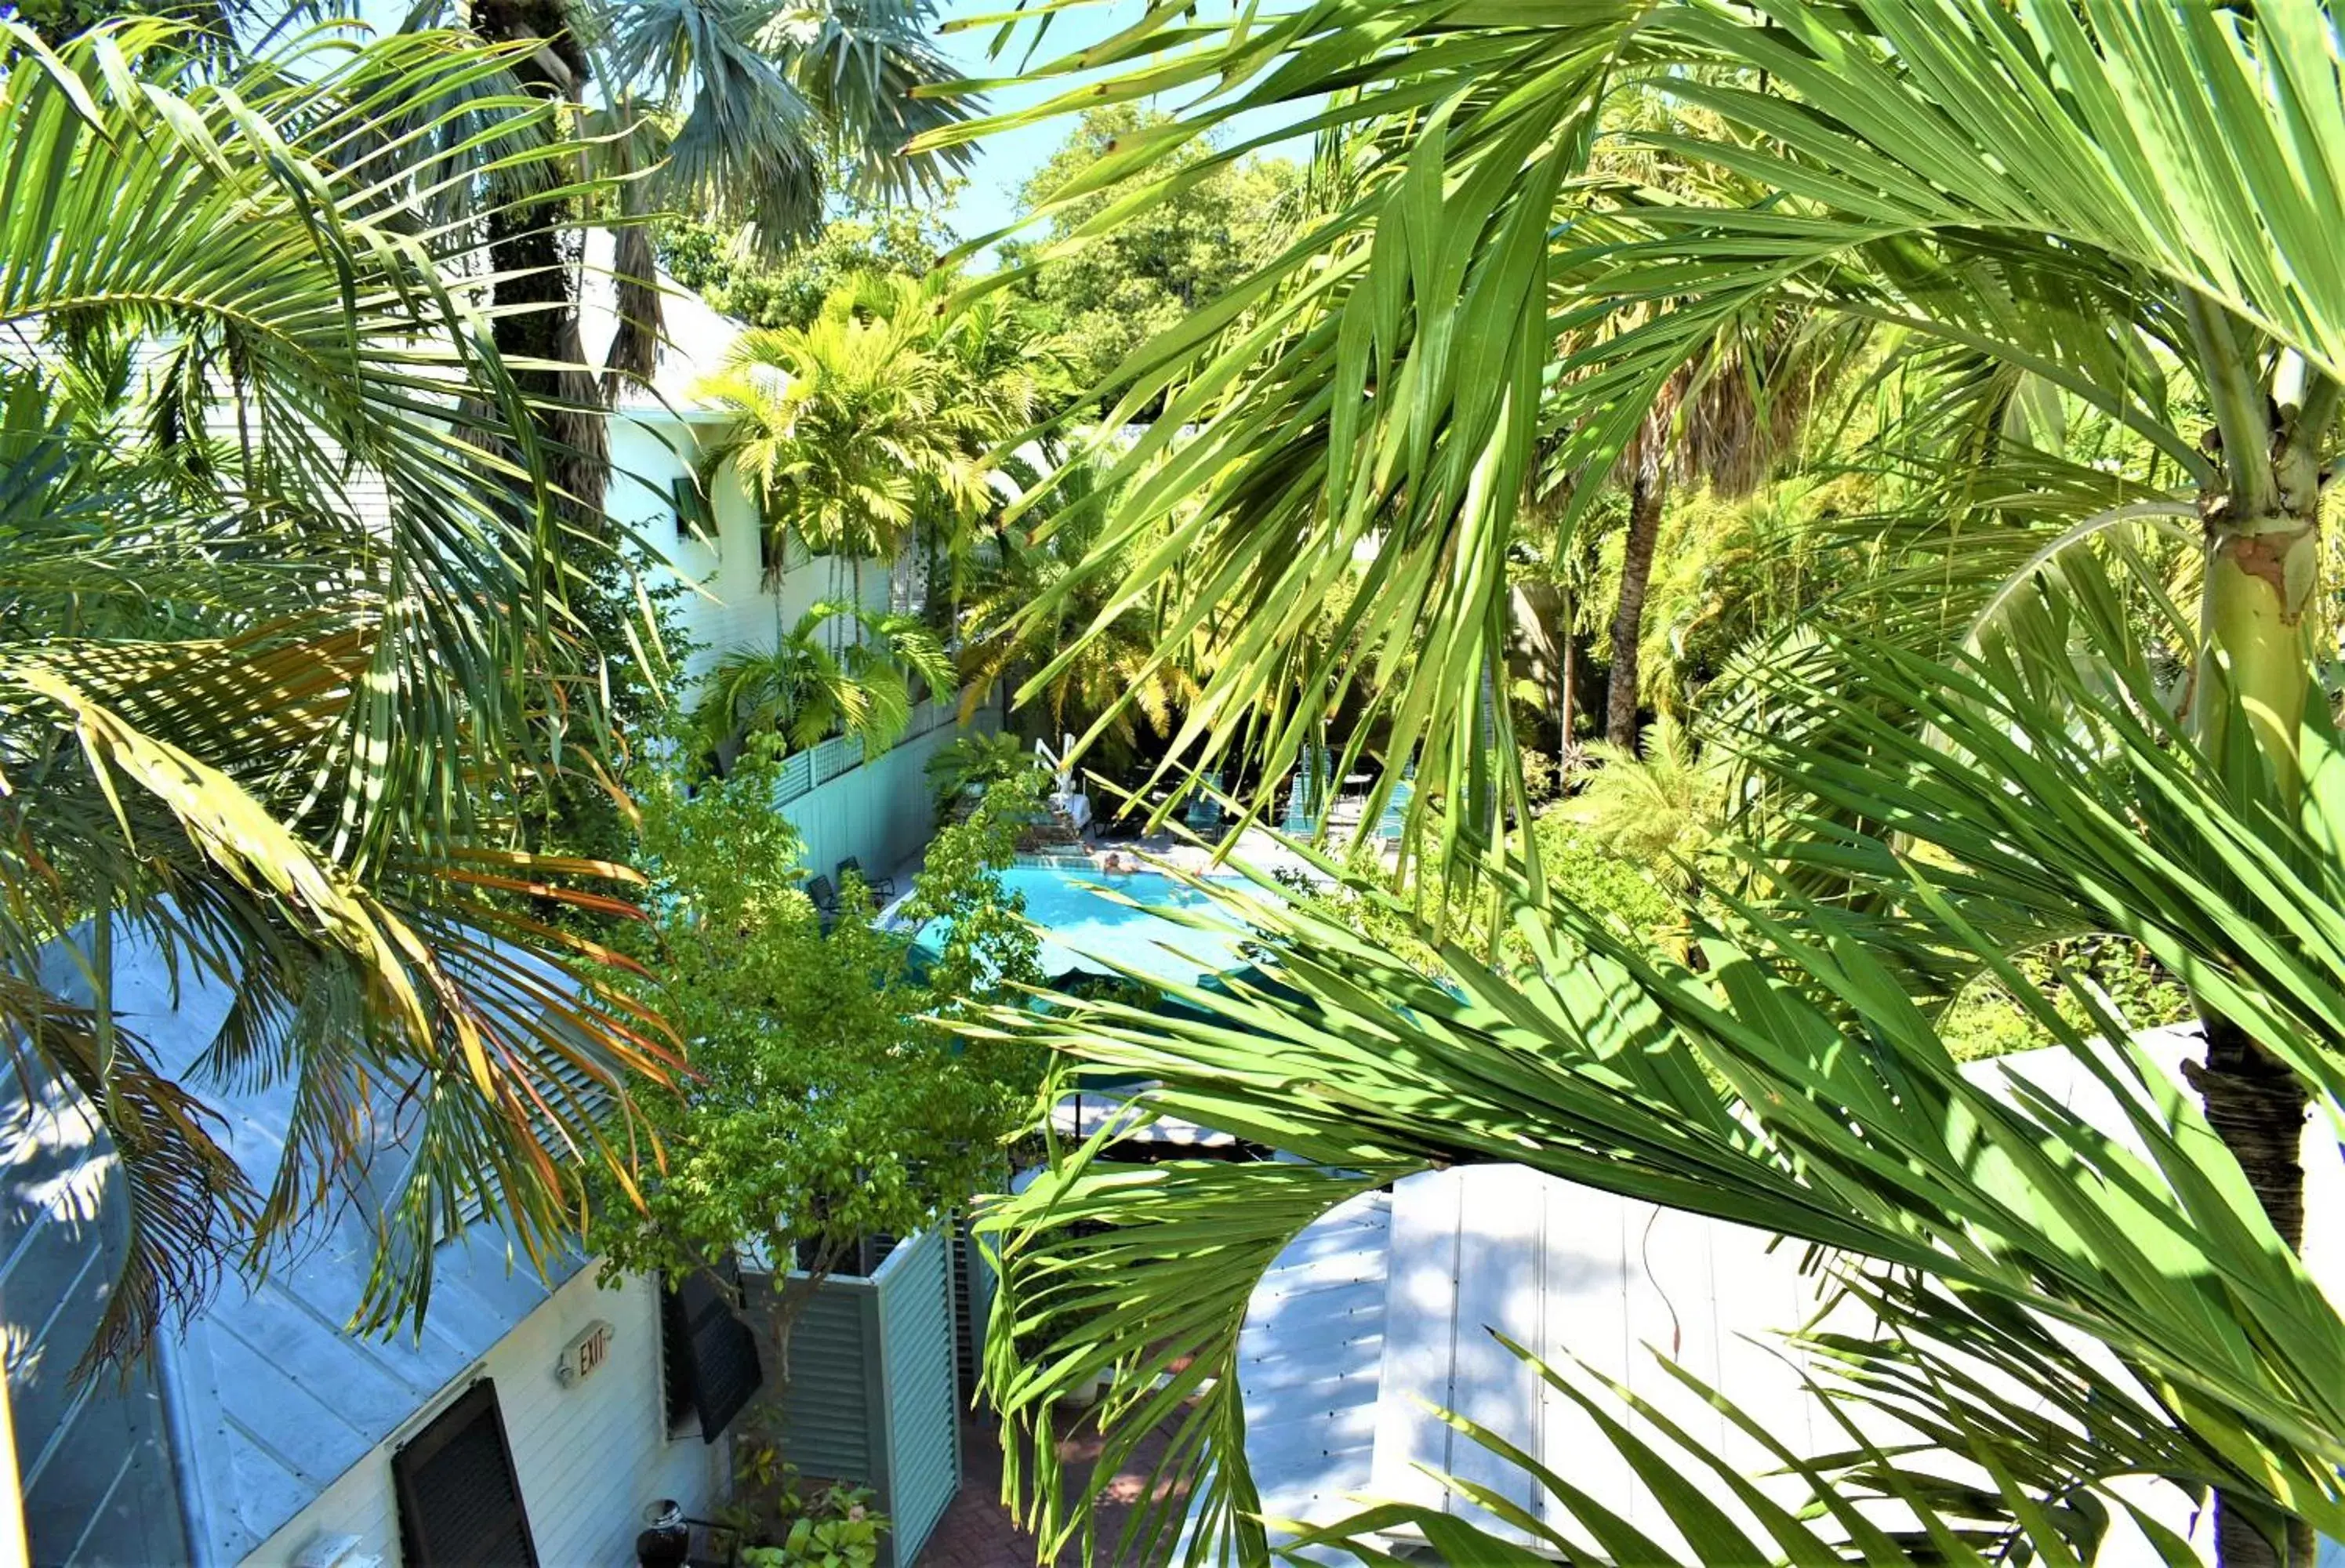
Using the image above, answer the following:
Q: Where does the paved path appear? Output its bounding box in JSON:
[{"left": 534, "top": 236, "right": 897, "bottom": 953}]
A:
[{"left": 914, "top": 1409, "right": 1190, "bottom": 1568}]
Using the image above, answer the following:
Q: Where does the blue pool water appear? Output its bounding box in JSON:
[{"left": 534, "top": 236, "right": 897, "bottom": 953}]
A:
[{"left": 926, "top": 866, "right": 1258, "bottom": 983}]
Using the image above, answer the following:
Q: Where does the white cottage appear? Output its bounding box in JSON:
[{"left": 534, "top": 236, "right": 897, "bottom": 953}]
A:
[
  {"left": 1215, "top": 1028, "right": 2345, "bottom": 1566},
  {"left": 0, "top": 924, "right": 765, "bottom": 1568},
  {"left": 3, "top": 245, "right": 993, "bottom": 1568},
  {"left": 579, "top": 233, "right": 997, "bottom": 886}
]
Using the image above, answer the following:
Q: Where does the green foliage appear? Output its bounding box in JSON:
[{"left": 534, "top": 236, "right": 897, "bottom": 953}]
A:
[
  {"left": 1941, "top": 938, "right": 2194, "bottom": 1063},
  {"left": 587, "top": 747, "right": 1043, "bottom": 1286},
  {"left": 922, "top": 5, "right": 2345, "bottom": 1557},
  {"left": 695, "top": 274, "right": 1065, "bottom": 579},
  {"left": 724, "top": 1441, "right": 888, "bottom": 1567},
  {"left": 1553, "top": 715, "right": 1729, "bottom": 898},
  {"left": 997, "top": 105, "right": 1301, "bottom": 402},
  {"left": 956, "top": 449, "right": 1191, "bottom": 755},
  {"left": 0, "top": 19, "right": 676, "bottom": 1366},
  {"left": 1526, "top": 815, "right": 1679, "bottom": 953},
  {"left": 926, "top": 729, "right": 1043, "bottom": 811},
  {"left": 692, "top": 600, "right": 953, "bottom": 758},
  {"left": 577, "top": 0, "right": 967, "bottom": 252},
  {"left": 657, "top": 209, "right": 955, "bottom": 331}
]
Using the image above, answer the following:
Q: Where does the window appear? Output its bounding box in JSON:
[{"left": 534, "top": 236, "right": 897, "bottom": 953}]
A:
[
  {"left": 659, "top": 1256, "right": 764, "bottom": 1444},
  {"left": 670, "top": 476, "right": 714, "bottom": 546},
  {"left": 391, "top": 1380, "right": 536, "bottom": 1568}
]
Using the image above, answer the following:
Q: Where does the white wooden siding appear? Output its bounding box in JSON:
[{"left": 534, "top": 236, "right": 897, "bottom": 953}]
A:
[
  {"left": 241, "top": 1269, "right": 724, "bottom": 1568},
  {"left": 606, "top": 417, "right": 901, "bottom": 693}
]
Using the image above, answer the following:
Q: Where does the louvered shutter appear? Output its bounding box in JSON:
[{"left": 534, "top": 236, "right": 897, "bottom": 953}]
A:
[
  {"left": 393, "top": 1380, "right": 537, "bottom": 1568},
  {"left": 455, "top": 1048, "right": 614, "bottom": 1229},
  {"left": 666, "top": 1258, "right": 764, "bottom": 1443}
]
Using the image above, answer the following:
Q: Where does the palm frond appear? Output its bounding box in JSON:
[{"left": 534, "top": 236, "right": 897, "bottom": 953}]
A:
[{"left": 0, "top": 20, "right": 681, "bottom": 1360}]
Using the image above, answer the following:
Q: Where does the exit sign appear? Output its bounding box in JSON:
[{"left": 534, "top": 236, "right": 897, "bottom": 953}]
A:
[{"left": 557, "top": 1320, "right": 615, "bottom": 1388}]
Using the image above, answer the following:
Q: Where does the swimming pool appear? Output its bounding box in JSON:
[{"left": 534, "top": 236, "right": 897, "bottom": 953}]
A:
[{"left": 924, "top": 866, "right": 1260, "bottom": 984}]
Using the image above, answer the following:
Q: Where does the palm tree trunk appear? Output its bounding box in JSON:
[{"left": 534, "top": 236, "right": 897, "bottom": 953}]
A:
[
  {"left": 1559, "top": 578, "right": 1577, "bottom": 765},
  {"left": 2181, "top": 307, "right": 2331, "bottom": 1568},
  {"left": 2194, "top": 497, "right": 2320, "bottom": 1568},
  {"left": 471, "top": 0, "right": 606, "bottom": 522},
  {"left": 1606, "top": 437, "right": 1667, "bottom": 750}
]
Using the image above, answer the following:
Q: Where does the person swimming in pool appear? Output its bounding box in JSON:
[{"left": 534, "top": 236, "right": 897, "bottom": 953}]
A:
[{"left": 1099, "top": 851, "right": 1131, "bottom": 875}]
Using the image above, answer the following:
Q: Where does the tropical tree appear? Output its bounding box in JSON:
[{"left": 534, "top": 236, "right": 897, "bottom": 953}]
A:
[
  {"left": 1592, "top": 307, "right": 1853, "bottom": 747},
  {"left": 692, "top": 601, "right": 953, "bottom": 757},
  {"left": 0, "top": 20, "right": 680, "bottom": 1369},
  {"left": 998, "top": 103, "right": 1302, "bottom": 401},
  {"left": 656, "top": 204, "right": 959, "bottom": 332},
  {"left": 955, "top": 452, "right": 1192, "bottom": 755},
  {"left": 310, "top": 0, "right": 968, "bottom": 526},
  {"left": 1560, "top": 713, "right": 1727, "bottom": 900},
  {"left": 924, "top": 2, "right": 2345, "bottom": 1563},
  {"left": 971, "top": 582, "right": 2345, "bottom": 1567},
  {"left": 588, "top": 743, "right": 1042, "bottom": 1399},
  {"left": 694, "top": 275, "right": 996, "bottom": 590}
]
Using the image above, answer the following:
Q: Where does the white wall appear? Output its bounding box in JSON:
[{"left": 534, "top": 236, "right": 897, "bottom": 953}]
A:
[
  {"left": 782, "top": 706, "right": 999, "bottom": 887},
  {"left": 243, "top": 1268, "right": 724, "bottom": 1568},
  {"left": 609, "top": 415, "right": 903, "bottom": 694}
]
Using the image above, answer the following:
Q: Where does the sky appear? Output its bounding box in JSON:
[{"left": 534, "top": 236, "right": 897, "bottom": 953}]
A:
[
  {"left": 334, "top": 0, "right": 1311, "bottom": 256},
  {"left": 926, "top": 0, "right": 1312, "bottom": 252}
]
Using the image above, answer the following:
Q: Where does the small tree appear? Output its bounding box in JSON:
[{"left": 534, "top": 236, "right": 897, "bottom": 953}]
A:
[{"left": 590, "top": 740, "right": 1043, "bottom": 1392}]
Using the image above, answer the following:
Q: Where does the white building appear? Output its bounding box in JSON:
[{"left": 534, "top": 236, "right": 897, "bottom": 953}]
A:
[
  {"left": 0, "top": 926, "right": 762, "bottom": 1568},
  {"left": 1211, "top": 1028, "right": 2345, "bottom": 1566},
  {"left": 580, "top": 234, "right": 996, "bottom": 885},
  {"left": 1, "top": 249, "right": 988, "bottom": 1568}
]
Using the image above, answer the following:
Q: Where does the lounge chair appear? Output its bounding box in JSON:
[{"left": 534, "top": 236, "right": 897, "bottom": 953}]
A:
[
  {"left": 805, "top": 873, "right": 839, "bottom": 932},
  {"left": 837, "top": 856, "right": 897, "bottom": 901},
  {"left": 1183, "top": 771, "right": 1227, "bottom": 833}
]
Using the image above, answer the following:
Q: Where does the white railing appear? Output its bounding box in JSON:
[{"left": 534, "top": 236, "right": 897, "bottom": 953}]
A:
[
  {"left": 768, "top": 684, "right": 984, "bottom": 808},
  {"left": 1032, "top": 731, "right": 1076, "bottom": 796}
]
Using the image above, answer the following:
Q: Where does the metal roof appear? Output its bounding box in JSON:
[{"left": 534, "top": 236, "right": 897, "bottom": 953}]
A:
[
  {"left": 578, "top": 229, "right": 746, "bottom": 416},
  {"left": 5, "top": 930, "right": 586, "bottom": 1566},
  {"left": 1239, "top": 1189, "right": 1390, "bottom": 1551}
]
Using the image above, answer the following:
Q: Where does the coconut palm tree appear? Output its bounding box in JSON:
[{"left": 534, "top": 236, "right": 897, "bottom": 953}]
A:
[
  {"left": 694, "top": 276, "right": 996, "bottom": 591},
  {"left": 924, "top": 3, "right": 2345, "bottom": 1562},
  {"left": 0, "top": 20, "right": 680, "bottom": 1368}
]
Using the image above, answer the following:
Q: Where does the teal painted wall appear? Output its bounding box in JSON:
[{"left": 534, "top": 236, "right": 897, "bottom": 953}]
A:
[
  {"left": 757, "top": 1229, "right": 963, "bottom": 1568},
  {"left": 878, "top": 1229, "right": 960, "bottom": 1564},
  {"left": 771, "top": 1283, "right": 877, "bottom": 1483},
  {"left": 778, "top": 695, "right": 1002, "bottom": 891}
]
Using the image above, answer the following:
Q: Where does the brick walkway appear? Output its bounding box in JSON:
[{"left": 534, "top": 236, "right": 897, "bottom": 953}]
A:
[{"left": 913, "top": 1408, "right": 1192, "bottom": 1568}]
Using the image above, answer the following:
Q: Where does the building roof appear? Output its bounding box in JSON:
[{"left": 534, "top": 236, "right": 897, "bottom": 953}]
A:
[
  {"left": 6, "top": 931, "right": 587, "bottom": 1566},
  {"left": 1237, "top": 1189, "right": 1389, "bottom": 1547},
  {"left": 577, "top": 227, "right": 746, "bottom": 416}
]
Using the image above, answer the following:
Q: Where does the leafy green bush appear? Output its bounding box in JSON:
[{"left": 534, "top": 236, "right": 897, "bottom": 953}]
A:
[
  {"left": 1940, "top": 937, "right": 2192, "bottom": 1062},
  {"left": 927, "top": 729, "right": 1042, "bottom": 813},
  {"left": 587, "top": 742, "right": 1044, "bottom": 1353},
  {"left": 728, "top": 1445, "right": 887, "bottom": 1568}
]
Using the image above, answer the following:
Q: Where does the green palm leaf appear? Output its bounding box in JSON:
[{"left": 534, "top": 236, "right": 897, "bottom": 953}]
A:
[{"left": 0, "top": 20, "right": 681, "bottom": 1360}]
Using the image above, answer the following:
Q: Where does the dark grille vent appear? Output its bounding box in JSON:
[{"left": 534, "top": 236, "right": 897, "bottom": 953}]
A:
[{"left": 392, "top": 1380, "right": 536, "bottom": 1567}]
